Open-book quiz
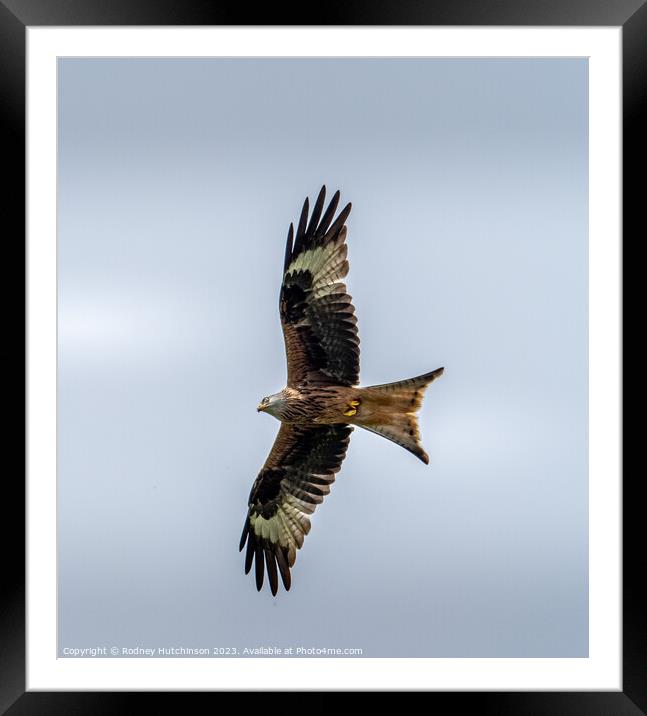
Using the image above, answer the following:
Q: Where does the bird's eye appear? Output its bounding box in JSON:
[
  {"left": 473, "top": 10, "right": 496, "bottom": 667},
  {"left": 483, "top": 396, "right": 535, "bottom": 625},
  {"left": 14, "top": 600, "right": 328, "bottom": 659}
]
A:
[{"left": 262, "top": 397, "right": 269, "bottom": 404}]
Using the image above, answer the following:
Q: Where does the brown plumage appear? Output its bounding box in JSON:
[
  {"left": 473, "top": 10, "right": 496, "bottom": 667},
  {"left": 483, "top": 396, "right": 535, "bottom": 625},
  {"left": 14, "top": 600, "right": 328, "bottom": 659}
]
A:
[{"left": 239, "top": 186, "right": 444, "bottom": 595}]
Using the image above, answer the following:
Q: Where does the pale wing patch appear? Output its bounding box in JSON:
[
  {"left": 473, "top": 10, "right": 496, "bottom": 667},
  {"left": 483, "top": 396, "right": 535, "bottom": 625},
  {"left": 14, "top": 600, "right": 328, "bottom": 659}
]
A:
[{"left": 286, "top": 234, "right": 348, "bottom": 291}]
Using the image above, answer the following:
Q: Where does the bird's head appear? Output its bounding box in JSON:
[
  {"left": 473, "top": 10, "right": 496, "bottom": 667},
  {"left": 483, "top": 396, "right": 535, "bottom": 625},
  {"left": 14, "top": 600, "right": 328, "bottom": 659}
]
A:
[{"left": 257, "top": 392, "right": 284, "bottom": 419}]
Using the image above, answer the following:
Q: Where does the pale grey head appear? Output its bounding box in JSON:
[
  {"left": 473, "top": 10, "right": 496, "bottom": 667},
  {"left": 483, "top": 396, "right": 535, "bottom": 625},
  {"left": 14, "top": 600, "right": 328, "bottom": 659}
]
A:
[{"left": 257, "top": 391, "right": 287, "bottom": 420}]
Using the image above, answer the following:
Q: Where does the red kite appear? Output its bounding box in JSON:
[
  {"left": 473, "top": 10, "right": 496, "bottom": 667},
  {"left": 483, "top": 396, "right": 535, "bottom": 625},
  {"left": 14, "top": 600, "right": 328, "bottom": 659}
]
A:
[{"left": 239, "top": 187, "right": 444, "bottom": 595}]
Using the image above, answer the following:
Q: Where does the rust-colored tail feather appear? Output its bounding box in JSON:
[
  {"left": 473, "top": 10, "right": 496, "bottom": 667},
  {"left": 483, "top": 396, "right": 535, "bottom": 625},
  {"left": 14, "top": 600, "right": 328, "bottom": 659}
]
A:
[{"left": 353, "top": 367, "right": 444, "bottom": 464}]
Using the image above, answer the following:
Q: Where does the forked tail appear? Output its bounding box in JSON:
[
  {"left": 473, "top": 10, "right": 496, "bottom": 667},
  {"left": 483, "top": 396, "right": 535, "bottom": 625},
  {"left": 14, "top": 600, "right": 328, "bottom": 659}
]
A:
[{"left": 353, "top": 367, "right": 444, "bottom": 464}]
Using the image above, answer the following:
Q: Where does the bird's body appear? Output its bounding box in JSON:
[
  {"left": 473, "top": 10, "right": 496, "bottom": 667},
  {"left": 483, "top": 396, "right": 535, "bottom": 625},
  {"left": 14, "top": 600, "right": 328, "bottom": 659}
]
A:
[
  {"left": 258, "top": 385, "right": 355, "bottom": 424},
  {"left": 239, "top": 187, "right": 444, "bottom": 595}
]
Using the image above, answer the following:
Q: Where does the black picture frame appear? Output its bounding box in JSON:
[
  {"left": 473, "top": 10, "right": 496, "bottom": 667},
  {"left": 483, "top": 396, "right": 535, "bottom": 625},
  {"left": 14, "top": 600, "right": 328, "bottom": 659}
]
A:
[{"left": 4, "top": 1, "right": 634, "bottom": 711}]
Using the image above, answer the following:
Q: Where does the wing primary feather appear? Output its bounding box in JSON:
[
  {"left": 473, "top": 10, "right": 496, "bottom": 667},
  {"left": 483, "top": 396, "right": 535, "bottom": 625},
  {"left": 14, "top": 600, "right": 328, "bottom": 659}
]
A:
[
  {"left": 306, "top": 185, "right": 326, "bottom": 238},
  {"left": 316, "top": 190, "right": 340, "bottom": 238},
  {"left": 244, "top": 531, "right": 255, "bottom": 574},
  {"left": 323, "top": 202, "right": 352, "bottom": 242},
  {"left": 255, "top": 539, "right": 264, "bottom": 591},
  {"left": 239, "top": 520, "right": 249, "bottom": 551},
  {"left": 293, "top": 197, "right": 309, "bottom": 253},
  {"left": 283, "top": 223, "right": 294, "bottom": 273},
  {"left": 264, "top": 545, "right": 279, "bottom": 596},
  {"left": 275, "top": 545, "right": 291, "bottom": 591}
]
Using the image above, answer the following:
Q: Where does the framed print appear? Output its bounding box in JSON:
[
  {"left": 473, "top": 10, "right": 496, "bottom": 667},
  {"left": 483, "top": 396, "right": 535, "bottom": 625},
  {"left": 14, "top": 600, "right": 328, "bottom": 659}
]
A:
[{"left": 3, "top": 0, "right": 635, "bottom": 711}]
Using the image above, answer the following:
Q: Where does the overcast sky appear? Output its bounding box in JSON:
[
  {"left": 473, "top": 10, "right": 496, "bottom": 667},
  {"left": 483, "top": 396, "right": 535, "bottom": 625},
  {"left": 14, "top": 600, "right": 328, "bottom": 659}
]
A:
[{"left": 57, "top": 57, "right": 588, "bottom": 657}]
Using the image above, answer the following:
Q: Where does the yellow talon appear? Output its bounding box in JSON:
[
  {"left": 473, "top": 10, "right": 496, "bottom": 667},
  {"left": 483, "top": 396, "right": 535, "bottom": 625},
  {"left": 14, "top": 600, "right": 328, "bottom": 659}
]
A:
[
  {"left": 343, "top": 408, "right": 357, "bottom": 417},
  {"left": 349, "top": 400, "right": 360, "bottom": 407}
]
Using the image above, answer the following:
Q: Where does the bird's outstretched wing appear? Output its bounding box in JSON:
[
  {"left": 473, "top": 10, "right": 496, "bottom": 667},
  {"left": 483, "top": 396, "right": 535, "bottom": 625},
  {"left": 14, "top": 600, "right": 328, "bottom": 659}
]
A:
[
  {"left": 280, "top": 186, "right": 360, "bottom": 388},
  {"left": 239, "top": 423, "right": 353, "bottom": 595}
]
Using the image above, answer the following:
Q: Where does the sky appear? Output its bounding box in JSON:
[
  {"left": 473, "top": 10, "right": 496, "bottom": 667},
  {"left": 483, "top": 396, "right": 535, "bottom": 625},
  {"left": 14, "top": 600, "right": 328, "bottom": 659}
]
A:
[{"left": 57, "top": 57, "right": 588, "bottom": 657}]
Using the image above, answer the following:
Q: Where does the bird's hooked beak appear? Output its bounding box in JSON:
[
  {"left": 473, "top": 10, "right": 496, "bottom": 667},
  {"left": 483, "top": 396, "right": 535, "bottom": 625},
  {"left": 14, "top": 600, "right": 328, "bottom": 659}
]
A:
[{"left": 257, "top": 403, "right": 266, "bottom": 413}]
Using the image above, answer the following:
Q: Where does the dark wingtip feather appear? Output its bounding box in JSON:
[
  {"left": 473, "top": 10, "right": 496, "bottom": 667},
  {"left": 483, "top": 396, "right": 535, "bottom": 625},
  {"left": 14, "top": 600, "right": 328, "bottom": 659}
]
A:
[
  {"left": 316, "top": 190, "right": 341, "bottom": 238},
  {"left": 298, "top": 196, "right": 309, "bottom": 233},
  {"left": 323, "top": 201, "right": 352, "bottom": 242},
  {"left": 306, "top": 185, "right": 326, "bottom": 238},
  {"left": 239, "top": 520, "right": 249, "bottom": 552},
  {"left": 255, "top": 540, "right": 264, "bottom": 591},
  {"left": 245, "top": 532, "right": 256, "bottom": 574},
  {"left": 275, "top": 546, "right": 291, "bottom": 591},
  {"left": 265, "top": 545, "right": 279, "bottom": 596},
  {"left": 293, "top": 196, "right": 310, "bottom": 254},
  {"left": 283, "top": 223, "right": 294, "bottom": 273}
]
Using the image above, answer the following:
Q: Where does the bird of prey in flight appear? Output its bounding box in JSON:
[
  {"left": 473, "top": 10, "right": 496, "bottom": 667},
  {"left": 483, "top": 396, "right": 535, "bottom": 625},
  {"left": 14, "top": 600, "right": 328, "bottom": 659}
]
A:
[{"left": 239, "top": 187, "right": 444, "bottom": 595}]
